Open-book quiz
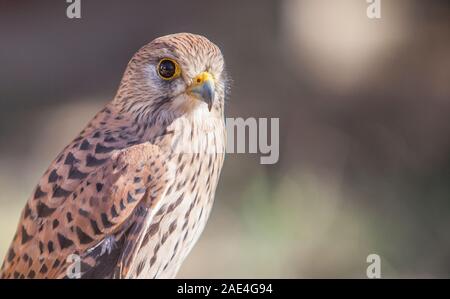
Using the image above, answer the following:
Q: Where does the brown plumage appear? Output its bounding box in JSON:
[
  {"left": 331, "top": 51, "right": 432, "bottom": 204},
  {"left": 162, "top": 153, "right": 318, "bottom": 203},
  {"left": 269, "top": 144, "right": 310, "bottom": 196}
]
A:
[{"left": 0, "top": 33, "right": 227, "bottom": 279}]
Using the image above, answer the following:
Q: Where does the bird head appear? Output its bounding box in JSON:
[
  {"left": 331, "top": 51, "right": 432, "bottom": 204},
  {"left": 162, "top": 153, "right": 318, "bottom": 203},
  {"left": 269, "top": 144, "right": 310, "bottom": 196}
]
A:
[{"left": 115, "top": 33, "right": 228, "bottom": 124}]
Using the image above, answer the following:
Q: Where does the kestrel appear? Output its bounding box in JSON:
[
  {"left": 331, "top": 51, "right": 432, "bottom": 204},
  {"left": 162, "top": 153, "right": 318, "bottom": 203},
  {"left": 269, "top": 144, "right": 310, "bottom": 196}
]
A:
[{"left": 0, "top": 33, "right": 227, "bottom": 279}]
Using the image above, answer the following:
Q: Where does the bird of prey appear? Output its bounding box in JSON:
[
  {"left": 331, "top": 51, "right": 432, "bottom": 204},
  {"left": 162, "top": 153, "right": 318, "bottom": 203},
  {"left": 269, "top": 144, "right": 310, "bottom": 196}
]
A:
[{"left": 0, "top": 33, "right": 227, "bottom": 279}]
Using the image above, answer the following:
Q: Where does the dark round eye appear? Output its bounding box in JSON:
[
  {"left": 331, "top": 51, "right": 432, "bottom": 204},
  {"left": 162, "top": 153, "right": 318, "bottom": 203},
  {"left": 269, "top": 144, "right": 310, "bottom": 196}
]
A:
[{"left": 157, "top": 59, "right": 180, "bottom": 80}]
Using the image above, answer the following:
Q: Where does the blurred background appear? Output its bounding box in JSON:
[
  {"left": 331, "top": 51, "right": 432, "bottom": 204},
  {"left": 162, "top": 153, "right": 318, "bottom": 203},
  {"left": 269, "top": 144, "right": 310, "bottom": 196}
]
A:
[{"left": 0, "top": 0, "right": 449, "bottom": 278}]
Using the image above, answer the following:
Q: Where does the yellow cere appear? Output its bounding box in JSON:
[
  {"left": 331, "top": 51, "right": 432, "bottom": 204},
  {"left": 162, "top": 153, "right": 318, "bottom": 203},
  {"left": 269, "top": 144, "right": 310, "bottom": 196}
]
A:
[{"left": 193, "top": 72, "right": 214, "bottom": 86}]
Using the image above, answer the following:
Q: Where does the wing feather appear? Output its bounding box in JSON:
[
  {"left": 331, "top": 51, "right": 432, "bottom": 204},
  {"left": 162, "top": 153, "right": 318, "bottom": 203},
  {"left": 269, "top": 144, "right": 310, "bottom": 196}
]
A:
[{"left": 0, "top": 142, "right": 168, "bottom": 279}]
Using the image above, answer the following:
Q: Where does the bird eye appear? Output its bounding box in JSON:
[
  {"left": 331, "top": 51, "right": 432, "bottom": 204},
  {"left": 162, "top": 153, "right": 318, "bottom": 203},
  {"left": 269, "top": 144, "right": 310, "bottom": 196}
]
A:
[{"left": 157, "top": 58, "right": 180, "bottom": 80}]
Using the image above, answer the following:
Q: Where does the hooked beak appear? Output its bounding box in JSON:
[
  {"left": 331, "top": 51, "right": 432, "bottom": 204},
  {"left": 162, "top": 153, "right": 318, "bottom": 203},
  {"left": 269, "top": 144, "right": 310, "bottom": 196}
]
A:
[{"left": 188, "top": 72, "right": 215, "bottom": 111}]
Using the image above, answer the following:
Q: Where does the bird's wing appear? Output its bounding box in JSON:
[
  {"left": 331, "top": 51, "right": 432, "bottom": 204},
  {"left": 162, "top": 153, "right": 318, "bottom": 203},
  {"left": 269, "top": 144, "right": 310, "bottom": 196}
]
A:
[{"left": 0, "top": 142, "right": 169, "bottom": 279}]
